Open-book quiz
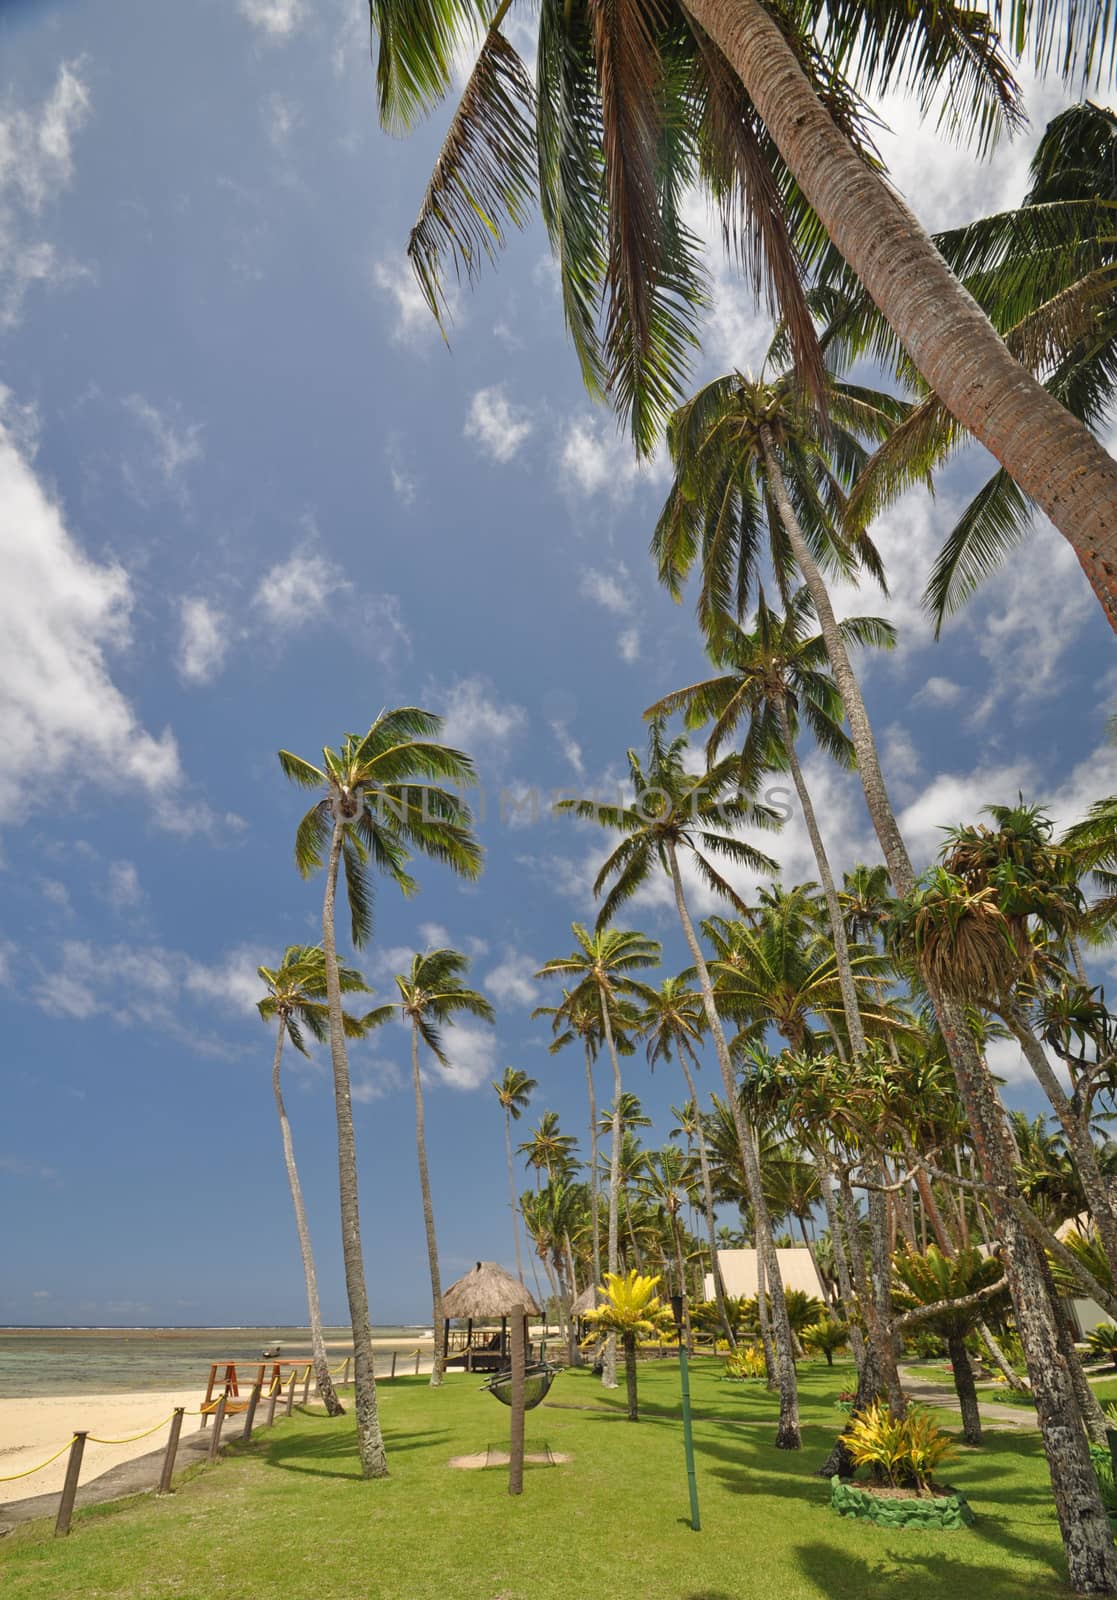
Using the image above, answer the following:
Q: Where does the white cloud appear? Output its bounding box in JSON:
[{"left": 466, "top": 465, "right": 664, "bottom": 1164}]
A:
[
  {"left": 580, "top": 565, "right": 635, "bottom": 616},
  {"left": 33, "top": 940, "right": 267, "bottom": 1052},
  {"left": 617, "top": 626, "right": 641, "bottom": 664},
  {"left": 550, "top": 719, "right": 585, "bottom": 779},
  {"left": 0, "top": 63, "right": 91, "bottom": 327},
  {"left": 559, "top": 416, "right": 660, "bottom": 501},
  {"left": 418, "top": 921, "right": 451, "bottom": 949},
  {"left": 464, "top": 387, "right": 534, "bottom": 463},
  {"left": 374, "top": 256, "right": 457, "bottom": 344},
  {"left": 352, "top": 1056, "right": 405, "bottom": 1102},
  {"left": 176, "top": 597, "right": 229, "bottom": 685},
  {"left": 123, "top": 395, "right": 204, "bottom": 501},
  {"left": 0, "top": 393, "right": 206, "bottom": 833},
  {"left": 485, "top": 952, "right": 539, "bottom": 1009},
  {"left": 434, "top": 676, "right": 528, "bottom": 759},
  {"left": 106, "top": 860, "right": 143, "bottom": 910},
  {"left": 238, "top": 0, "right": 303, "bottom": 39},
  {"left": 433, "top": 1021, "right": 498, "bottom": 1092},
  {"left": 914, "top": 676, "right": 963, "bottom": 708},
  {"left": 253, "top": 547, "right": 350, "bottom": 627},
  {"left": 41, "top": 878, "right": 72, "bottom": 914},
  {"left": 265, "top": 93, "right": 299, "bottom": 148}
]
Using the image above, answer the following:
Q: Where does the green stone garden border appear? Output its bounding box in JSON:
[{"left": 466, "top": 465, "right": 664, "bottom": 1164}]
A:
[{"left": 830, "top": 1477, "right": 975, "bottom": 1530}]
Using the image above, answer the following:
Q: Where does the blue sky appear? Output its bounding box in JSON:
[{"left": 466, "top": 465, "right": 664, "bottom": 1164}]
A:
[{"left": 1, "top": 0, "right": 1115, "bottom": 1328}]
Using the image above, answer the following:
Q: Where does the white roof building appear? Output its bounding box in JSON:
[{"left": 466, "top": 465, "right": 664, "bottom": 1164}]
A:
[{"left": 705, "top": 1247, "right": 826, "bottom": 1302}]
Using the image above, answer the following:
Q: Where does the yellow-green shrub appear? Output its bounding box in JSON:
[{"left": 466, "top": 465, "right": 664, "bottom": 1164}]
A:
[{"left": 841, "top": 1402, "right": 955, "bottom": 1495}]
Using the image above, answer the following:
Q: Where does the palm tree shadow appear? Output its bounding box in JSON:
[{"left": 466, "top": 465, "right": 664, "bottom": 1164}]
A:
[
  {"left": 251, "top": 1426, "right": 450, "bottom": 1481},
  {"left": 794, "top": 1539, "right": 1065, "bottom": 1598}
]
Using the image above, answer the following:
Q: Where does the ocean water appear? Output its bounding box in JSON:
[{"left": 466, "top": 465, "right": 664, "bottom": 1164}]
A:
[{"left": 0, "top": 1327, "right": 432, "bottom": 1398}]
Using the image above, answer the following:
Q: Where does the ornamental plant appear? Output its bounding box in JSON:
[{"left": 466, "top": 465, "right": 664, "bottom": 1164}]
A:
[{"left": 841, "top": 1402, "right": 956, "bottom": 1497}]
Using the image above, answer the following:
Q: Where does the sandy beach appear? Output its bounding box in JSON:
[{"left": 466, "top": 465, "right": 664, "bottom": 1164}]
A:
[
  {"left": 0, "top": 1390, "right": 204, "bottom": 1507},
  {"left": 0, "top": 1338, "right": 440, "bottom": 1508}
]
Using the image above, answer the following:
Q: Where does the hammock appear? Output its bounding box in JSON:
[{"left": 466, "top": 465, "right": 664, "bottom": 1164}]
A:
[{"left": 481, "top": 1361, "right": 559, "bottom": 1411}]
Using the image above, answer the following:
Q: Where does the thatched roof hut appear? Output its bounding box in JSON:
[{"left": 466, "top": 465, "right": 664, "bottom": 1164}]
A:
[
  {"left": 571, "top": 1283, "right": 599, "bottom": 1317},
  {"left": 442, "top": 1261, "right": 541, "bottom": 1320}
]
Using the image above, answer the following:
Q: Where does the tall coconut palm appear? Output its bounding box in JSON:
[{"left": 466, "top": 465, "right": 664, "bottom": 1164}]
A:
[
  {"left": 369, "top": 2, "right": 1117, "bottom": 641},
  {"left": 555, "top": 722, "right": 806, "bottom": 1447},
  {"left": 257, "top": 945, "right": 390, "bottom": 1417},
  {"left": 392, "top": 947, "right": 495, "bottom": 1387},
  {"left": 643, "top": 976, "right": 735, "bottom": 1346},
  {"left": 278, "top": 709, "right": 481, "bottom": 1477},
  {"left": 639, "top": 1145, "right": 700, "bottom": 1350},
  {"left": 536, "top": 926, "right": 661, "bottom": 1387},
  {"left": 654, "top": 364, "right": 1117, "bottom": 1565},
  {"left": 493, "top": 1067, "right": 537, "bottom": 1287},
  {"left": 518, "top": 1110, "right": 580, "bottom": 1186}
]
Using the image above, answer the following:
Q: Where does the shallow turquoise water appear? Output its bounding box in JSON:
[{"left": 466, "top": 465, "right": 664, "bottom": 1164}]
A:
[{"left": 0, "top": 1327, "right": 431, "bottom": 1397}]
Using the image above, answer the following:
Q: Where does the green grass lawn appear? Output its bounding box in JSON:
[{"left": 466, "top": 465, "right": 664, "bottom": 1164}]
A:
[{"left": 0, "top": 1360, "right": 1074, "bottom": 1600}]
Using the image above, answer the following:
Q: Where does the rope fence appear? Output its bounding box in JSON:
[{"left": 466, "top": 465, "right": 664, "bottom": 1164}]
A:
[{"left": 4, "top": 1347, "right": 425, "bottom": 1539}]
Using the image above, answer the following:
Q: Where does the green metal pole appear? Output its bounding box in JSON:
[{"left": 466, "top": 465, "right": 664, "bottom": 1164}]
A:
[{"left": 678, "top": 1343, "right": 701, "bottom": 1531}]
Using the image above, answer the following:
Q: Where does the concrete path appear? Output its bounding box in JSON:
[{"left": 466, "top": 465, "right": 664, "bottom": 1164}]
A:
[{"left": 898, "top": 1366, "right": 1039, "bottom": 1428}]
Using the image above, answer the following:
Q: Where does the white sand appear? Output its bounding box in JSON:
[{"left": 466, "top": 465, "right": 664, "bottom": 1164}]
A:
[{"left": 0, "top": 1390, "right": 203, "bottom": 1507}]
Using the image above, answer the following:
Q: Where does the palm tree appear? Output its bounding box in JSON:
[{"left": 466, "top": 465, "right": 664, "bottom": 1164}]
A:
[
  {"left": 844, "top": 101, "right": 1117, "bottom": 629},
  {"left": 536, "top": 926, "right": 661, "bottom": 1388},
  {"left": 278, "top": 708, "right": 481, "bottom": 1476},
  {"left": 392, "top": 947, "right": 495, "bottom": 1388},
  {"left": 644, "top": 976, "right": 735, "bottom": 1347},
  {"left": 556, "top": 723, "right": 805, "bottom": 1448},
  {"left": 891, "top": 1246, "right": 1009, "bottom": 1446},
  {"left": 518, "top": 1110, "right": 580, "bottom": 1186},
  {"left": 654, "top": 364, "right": 1115, "bottom": 1557},
  {"left": 639, "top": 1146, "right": 700, "bottom": 1351},
  {"left": 369, "top": 3, "right": 1117, "bottom": 638},
  {"left": 840, "top": 865, "right": 893, "bottom": 946},
  {"left": 533, "top": 988, "right": 638, "bottom": 1298},
  {"left": 257, "top": 945, "right": 389, "bottom": 1418},
  {"left": 582, "top": 1270, "right": 672, "bottom": 1422},
  {"left": 493, "top": 1067, "right": 537, "bottom": 1288}
]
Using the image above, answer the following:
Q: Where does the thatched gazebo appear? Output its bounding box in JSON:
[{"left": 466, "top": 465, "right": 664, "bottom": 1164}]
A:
[{"left": 442, "top": 1262, "right": 541, "bottom": 1372}]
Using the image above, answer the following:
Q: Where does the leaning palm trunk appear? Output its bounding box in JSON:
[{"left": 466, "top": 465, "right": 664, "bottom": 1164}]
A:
[
  {"left": 584, "top": 1040, "right": 603, "bottom": 1293},
  {"left": 759, "top": 438, "right": 1117, "bottom": 1588},
  {"left": 678, "top": 1044, "right": 736, "bottom": 1349},
  {"left": 666, "top": 840, "right": 800, "bottom": 1448},
  {"left": 411, "top": 1026, "right": 446, "bottom": 1388},
  {"left": 600, "top": 1002, "right": 625, "bottom": 1390},
  {"left": 773, "top": 691, "right": 903, "bottom": 1417},
  {"left": 698, "top": 0, "right": 1117, "bottom": 628},
  {"left": 271, "top": 1025, "right": 343, "bottom": 1417},
  {"left": 817, "top": 1159, "right": 866, "bottom": 1371},
  {"left": 998, "top": 999, "right": 1117, "bottom": 1280},
  {"left": 322, "top": 818, "right": 388, "bottom": 1477}
]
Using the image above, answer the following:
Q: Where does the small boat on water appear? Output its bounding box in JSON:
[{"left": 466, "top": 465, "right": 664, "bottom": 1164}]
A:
[{"left": 262, "top": 1342, "right": 283, "bottom": 1358}]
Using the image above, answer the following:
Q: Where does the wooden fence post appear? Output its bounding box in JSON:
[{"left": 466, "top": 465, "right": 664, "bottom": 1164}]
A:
[
  {"left": 157, "top": 1409, "right": 185, "bottom": 1496},
  {"left": 285, "top": 1373, "right": 296, "bottom": 1417},
  {"left": 266, "top": 1378, "right": 279, "bottom": 1428},
  {"left": 414, "top": 1348, "right": 421, "bottom": 1376},
  {"left": 54, "top": 1433, "right": 87, "bottom": 1537},
  {"left": 390, "top": 1351, "right": 397, "bottom": 1379},
  {"left": 242, "top": 1382, "right": 262, "bottom": 1442},
  {"left": 207, "top": 1395, "right": 227, "bottom": 1464},
  {"left": 343, "top": 1357, "right": 351, "bottom": 1385},
  {"left": 301, "top": 1365, "right": 311, "bottom": 1405}
]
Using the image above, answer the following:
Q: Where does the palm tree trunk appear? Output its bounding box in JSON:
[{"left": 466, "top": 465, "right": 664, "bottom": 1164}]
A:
[
  {"left": 599, "top": 997, "right": 624, "bottom": 1390},
  {"left": 665, "top": 839, "right": 800, "bottom": 1448},
  {"left": 759, "top": 431, "right": 1117, "bottom": 1586},
  {"left": 505, "top": 1107, "right": 525, "bottom": 1287},
  {"left": 271, "top": 1023, "right": 343, "bottom": 1417},
  {"left": 623, "top": 1331, "right": 639, "bottom": 1421},
  {"left": 817, "top": 1158, "right": 866, "bottom": 1372},
  {"left": 671, "top": 1216, "right": 694, "bottom": 1355},
  {"left": 411, "top": 1025, "right": 445, "bottom": 1388},
  {"left": 697, "top": 0, "right": 1117, "bottom": 628},
  {"left": 321, "top": 816, "right": 387, "bottom": 1478},
  {"left": 998, "top": 999, "right": 1117, "bottom": 1278},
  {"left": 977, "top": 1321, "right": 1029, "bottom": 1395},
  {"left": 753, "top": 1231, "right": 776, "bottom": 1386},
  {"left": 947, "top": 1333, "right": 983, "bottom": 1447},
  {"left": 678, "top": 1044, "right": 736, "bottom": 1348},
  {"left": 584, "top": 1040, "right": 603, "bottom": 1293}
]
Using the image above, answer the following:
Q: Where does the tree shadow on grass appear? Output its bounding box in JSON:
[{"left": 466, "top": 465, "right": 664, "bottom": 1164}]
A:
[
  {"left": 793, "top": 1538, "right": 1066, "bottom": 1600},
  {"left": 251, "top": 1426, "right": 451, "bottom": 1481}
]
